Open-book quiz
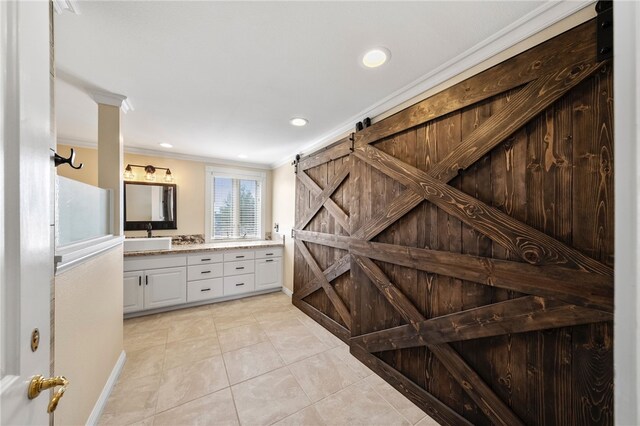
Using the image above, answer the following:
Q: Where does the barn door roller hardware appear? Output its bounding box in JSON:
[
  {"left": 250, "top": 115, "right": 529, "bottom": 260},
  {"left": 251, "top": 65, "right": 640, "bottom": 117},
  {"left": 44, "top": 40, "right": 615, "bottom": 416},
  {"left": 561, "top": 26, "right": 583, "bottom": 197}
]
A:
[
  {"left": 355, "top": 117, "right": 372, "bottom": 133},
  {"left": 596, "top": 0, "right": 613, "bottom": 61},
  {"left": 292, "top": 153, "right": 302, "bottom": 174}
]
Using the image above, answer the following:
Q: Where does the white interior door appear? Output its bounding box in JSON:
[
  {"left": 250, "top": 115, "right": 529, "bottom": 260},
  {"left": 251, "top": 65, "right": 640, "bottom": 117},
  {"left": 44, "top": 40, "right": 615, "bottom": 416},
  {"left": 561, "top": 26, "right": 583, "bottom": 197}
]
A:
[{"left": 1, "top": 1, "right": 55, "bottom": 424}]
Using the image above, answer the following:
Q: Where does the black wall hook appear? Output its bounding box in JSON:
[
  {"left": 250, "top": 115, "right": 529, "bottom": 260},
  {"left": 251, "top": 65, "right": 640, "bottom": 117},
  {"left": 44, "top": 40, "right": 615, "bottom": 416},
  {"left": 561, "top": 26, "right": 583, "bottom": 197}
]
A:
[{"left": 51, "top": 148, "right": 83, "bottom": 170}]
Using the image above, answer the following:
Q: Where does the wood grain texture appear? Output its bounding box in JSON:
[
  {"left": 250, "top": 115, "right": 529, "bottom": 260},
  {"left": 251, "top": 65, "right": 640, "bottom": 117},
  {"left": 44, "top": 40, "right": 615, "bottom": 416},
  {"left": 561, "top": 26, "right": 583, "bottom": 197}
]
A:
[
  {"left": 354, "top": 144, "right": 612, "bottom": 276},
  {"left": 349, "top": 239, "right": 612, "bottom": 312},
  {"left": 295, "top": 239, "right": 352, "bottom": 329},
  {"left": 353, "top": 296, "right": 611, "bottom": 352},
  {"left": 296, "top": 168, "right": 351, "bottom": 233},
  {"left": 352, "top": 254, "right": 525, "bottom": 426},
  {"left": 298, "top": 136, "right": 352, "bottom": 171},
  {"left": 295, "top": 162, "right": 350, "bottom": 231},
  {"left": 295, "top": 253, "right": 350, "bottom": 300},
  {"left": 426, "top": 62, "right": 603, "bottom": 183},
  {"left": 295, "top": 229, "right": 351, "bottom": 251}
]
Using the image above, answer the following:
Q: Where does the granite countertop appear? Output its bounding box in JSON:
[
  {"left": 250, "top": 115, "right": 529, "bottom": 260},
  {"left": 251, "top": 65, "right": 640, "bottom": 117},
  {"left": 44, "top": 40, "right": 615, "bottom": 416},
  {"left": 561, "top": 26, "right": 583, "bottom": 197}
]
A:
[{"left": 124, "top": 239, "right": 284, "bottom": 257}]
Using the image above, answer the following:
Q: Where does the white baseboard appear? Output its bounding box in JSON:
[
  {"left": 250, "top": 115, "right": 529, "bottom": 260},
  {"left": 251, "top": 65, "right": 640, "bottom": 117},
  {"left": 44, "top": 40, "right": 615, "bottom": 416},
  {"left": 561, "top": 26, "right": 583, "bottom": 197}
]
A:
[
  {"left": 86, "top": 350, "right": 126, "bottom": 426},
  {"left": 282, "top": 287, "right": 293, "bottom": 297}
]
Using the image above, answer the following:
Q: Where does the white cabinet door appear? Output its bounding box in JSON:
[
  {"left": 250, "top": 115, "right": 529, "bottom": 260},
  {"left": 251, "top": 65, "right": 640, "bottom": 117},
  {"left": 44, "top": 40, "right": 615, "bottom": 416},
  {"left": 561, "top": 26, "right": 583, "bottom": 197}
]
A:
[
  {"left": 144, "top": 267, "right": 186, "bottom": 309},
  {"left": 255, "top": 258, "right": 282, "bottom": 290},
  {"left": 123, "top": 271, "right": 144, "bottom": 313}
]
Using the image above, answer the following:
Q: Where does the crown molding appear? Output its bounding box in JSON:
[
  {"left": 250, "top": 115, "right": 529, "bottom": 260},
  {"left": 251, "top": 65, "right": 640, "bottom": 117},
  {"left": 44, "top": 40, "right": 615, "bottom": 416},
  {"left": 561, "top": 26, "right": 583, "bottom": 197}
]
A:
[
  {"left": 90, "top": 91, "right": 133, "bottom": 113},
  {"left": 269, "top": 0, "right": 595, "bottom": 169},
  {"left": 52, "top": 0, "right": 79, "bottom": 15},
  {"left": 57, "top": 137, "right": 271, "bottom": 170}
]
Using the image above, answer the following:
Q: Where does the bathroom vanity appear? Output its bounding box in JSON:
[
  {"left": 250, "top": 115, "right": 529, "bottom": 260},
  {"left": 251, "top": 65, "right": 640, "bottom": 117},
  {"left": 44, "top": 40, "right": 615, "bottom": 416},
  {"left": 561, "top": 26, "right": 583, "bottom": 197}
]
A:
[{"left": 123, "top": 240, "right": 283, "bottom": 317}]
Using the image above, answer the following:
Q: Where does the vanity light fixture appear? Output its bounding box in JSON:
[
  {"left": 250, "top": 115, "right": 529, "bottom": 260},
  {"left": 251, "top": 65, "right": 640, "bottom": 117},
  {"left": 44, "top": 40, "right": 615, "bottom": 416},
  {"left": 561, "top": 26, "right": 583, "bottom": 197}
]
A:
[
  {"left": 144, "top": 165, "right": 156, "bottom": 181},
  {"left": 123, "top": 164, "right": 135, "bottom": 180},
  {"left": 123, "top": 164, "right": 174, "bottom": 183},
  {"left": 290, "top": 117, "right": 308, "bottom": 127},
  {"left": 159, "top": 143, "right": 173, "bottom": 148},
  {"left": 362, "top": 47, "right": 390, "bottom": 68}
]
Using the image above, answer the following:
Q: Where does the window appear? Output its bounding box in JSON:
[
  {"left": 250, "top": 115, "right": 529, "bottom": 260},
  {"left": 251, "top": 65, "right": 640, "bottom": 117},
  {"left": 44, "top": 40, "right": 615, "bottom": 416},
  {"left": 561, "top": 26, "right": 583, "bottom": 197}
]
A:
[{"left": 205, "top": 167, "right": 266, "bottom": 241}]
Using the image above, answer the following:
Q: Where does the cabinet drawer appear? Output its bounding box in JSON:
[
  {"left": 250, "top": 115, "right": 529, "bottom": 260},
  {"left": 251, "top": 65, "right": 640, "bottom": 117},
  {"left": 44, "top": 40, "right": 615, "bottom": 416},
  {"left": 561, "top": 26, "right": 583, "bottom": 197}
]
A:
[
  {"left": 255, "top": 247, "right": 283, "bottom": 259},
  {"left": 124, "top": 254, "right": 186, "bottom": 272},
  {"left": 223, "top": 250, "right": 255, "bottom": 262},
  {"left": 223, "top": 274, "right": 255, "bottom": 296},
  {"left": 188, "top": 253, "right": 223, "bottom": 265},
  {"left": 187, "top": 278, "right": 223, "bottom": 302},
  {"left": 188, "top": 263, "right": 223, "bottom": 281},
  {"left": 224, "top": 259, "right": 255, "bottom": 276}
]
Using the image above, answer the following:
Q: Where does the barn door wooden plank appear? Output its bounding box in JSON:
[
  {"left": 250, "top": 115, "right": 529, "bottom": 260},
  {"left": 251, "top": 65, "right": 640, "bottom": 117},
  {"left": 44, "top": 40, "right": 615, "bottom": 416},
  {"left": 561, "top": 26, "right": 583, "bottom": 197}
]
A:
[
  {"left": 426, "top": 62, "right": 603, "bottom": 183},
  {"left": 295, "top": 239, "right": 352, "bottom": 328},
  {"left": 297, "top": 168, "right": 351, "bottom": 233},
  {"left": 296, "top": 163, "right": 350, "bottom": 231},
  {"left": 295, "top": 253, "right": 350, "bottom": 299},
  {"left": 295, "top": 229, "right": 351, "bottom": 251},
  {"left": 351, "top": 190, "right": 424, "bottom": 241},
  {"left": 349, "top": 239, "right": 613, "bottom": 312},
  {"left": 354, "top": 144, "right": 612, "bottom": 276},
  {"left": 298, "top": 137, "right": 352, "bottom": 171},
  {"left": 352, "top": 254, "right": 525, "bottom": 426},
  {"left": 353, "top": 296, "right": 612, "bottom": 353}
]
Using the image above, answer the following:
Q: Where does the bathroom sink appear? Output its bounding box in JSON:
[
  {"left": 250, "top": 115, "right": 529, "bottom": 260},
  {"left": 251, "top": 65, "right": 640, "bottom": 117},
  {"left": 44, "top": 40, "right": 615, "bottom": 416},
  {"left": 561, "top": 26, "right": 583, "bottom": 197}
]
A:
[{"left": 124, "top": 237, "right": 172, "bottom": 253}]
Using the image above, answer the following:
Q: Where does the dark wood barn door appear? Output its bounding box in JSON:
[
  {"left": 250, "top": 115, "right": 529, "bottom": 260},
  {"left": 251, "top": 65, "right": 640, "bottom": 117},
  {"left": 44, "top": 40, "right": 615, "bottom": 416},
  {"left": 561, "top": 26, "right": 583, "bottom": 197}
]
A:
[{"left": 293, "top": 19, "right": 613, "bottom": 426}]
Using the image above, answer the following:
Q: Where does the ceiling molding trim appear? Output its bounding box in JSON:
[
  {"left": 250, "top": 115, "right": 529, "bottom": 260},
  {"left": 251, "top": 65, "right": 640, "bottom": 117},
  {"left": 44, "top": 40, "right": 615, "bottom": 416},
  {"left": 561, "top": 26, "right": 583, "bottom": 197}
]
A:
[
  {"left": 53, "top": 0, "right": 79, "bottom": 15},
  {"left": 57, "top": 137, "right": 272, "bottom": 170},
  {"left": 90, "top": 91, "right": 133, "bottom": 113},
  {"left": 270, "top": 0, "right": 594, "bottom": 169}
]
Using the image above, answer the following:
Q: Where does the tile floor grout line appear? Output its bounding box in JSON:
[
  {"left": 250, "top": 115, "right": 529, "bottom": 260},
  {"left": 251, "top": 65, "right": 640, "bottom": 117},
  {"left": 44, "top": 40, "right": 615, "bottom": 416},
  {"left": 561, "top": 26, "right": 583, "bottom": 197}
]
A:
[
  {"left": 217, "top": 346, "right": 243, "bottom": 426},
  {"left": 365, "top": 375, "right": 426, "bottom": 425}
]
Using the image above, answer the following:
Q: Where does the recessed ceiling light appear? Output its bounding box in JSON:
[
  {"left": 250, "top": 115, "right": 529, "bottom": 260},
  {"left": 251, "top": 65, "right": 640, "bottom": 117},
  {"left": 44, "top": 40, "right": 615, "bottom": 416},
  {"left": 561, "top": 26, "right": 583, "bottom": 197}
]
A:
[
  {"left": 290, "top": 117, "right": 308, "bottom": 127},
  {"left": 238, "top": 154, "right": 248, "bottom": 159},
  {"left": 159, "top": 143, "right": 173, "bottom": 148},
  {"left": 362, "top": 48, "right": 390, "bottom": 68}
]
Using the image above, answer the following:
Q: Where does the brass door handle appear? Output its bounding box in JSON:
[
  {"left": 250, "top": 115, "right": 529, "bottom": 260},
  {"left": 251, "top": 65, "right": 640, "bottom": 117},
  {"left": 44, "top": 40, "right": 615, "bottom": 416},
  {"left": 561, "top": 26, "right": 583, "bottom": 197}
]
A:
[{"left": 28, "top": 375, "right": 69, "bottom": 413}]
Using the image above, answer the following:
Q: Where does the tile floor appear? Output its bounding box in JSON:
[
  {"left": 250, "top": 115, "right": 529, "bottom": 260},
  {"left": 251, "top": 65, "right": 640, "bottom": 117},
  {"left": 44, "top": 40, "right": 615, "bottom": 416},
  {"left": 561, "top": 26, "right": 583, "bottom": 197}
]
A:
[{"left": 99, "top": 291, "right": 439, "bottom": 426}]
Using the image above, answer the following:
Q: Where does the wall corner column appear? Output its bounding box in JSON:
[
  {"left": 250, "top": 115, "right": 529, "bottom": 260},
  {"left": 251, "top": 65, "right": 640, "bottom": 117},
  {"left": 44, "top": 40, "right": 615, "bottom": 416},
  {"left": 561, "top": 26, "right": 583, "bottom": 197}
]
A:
[{"left": 94, "top": 94, "right": 125, "bottom": 236}]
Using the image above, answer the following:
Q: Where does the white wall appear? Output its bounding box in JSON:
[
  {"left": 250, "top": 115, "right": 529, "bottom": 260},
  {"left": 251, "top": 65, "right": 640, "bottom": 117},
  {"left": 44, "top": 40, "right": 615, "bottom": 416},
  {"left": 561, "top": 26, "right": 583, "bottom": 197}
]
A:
[
  {"left": 54, "top": 246, "right": 123, "bottom": 426},
  {"left": 613, "top": 1, "right": 640, "bottom": 424},
  {"left": 271, "top": 162, "right": 296, "bottom": 292}
]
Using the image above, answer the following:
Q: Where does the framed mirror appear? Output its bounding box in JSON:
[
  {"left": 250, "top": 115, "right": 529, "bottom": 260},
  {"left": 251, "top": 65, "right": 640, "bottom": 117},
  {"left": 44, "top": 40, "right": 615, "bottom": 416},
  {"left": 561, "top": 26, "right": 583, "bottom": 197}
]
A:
[{"left": 124, "top": 182, "right": 177, "bottom": 230}]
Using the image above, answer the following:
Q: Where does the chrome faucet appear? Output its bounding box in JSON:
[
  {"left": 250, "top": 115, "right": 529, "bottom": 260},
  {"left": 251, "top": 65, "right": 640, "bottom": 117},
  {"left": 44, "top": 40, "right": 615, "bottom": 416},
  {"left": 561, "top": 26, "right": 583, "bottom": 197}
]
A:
[{"left": 146, "top": 223, "right": 152, "bottom": 238}]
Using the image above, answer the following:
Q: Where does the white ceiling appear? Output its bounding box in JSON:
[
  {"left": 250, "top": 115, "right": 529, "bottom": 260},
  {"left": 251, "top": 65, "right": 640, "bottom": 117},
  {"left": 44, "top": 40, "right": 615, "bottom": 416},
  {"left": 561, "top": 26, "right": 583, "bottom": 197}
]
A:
[{"left": 55, "top": 1, "right": 547, "bottom": 167}]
